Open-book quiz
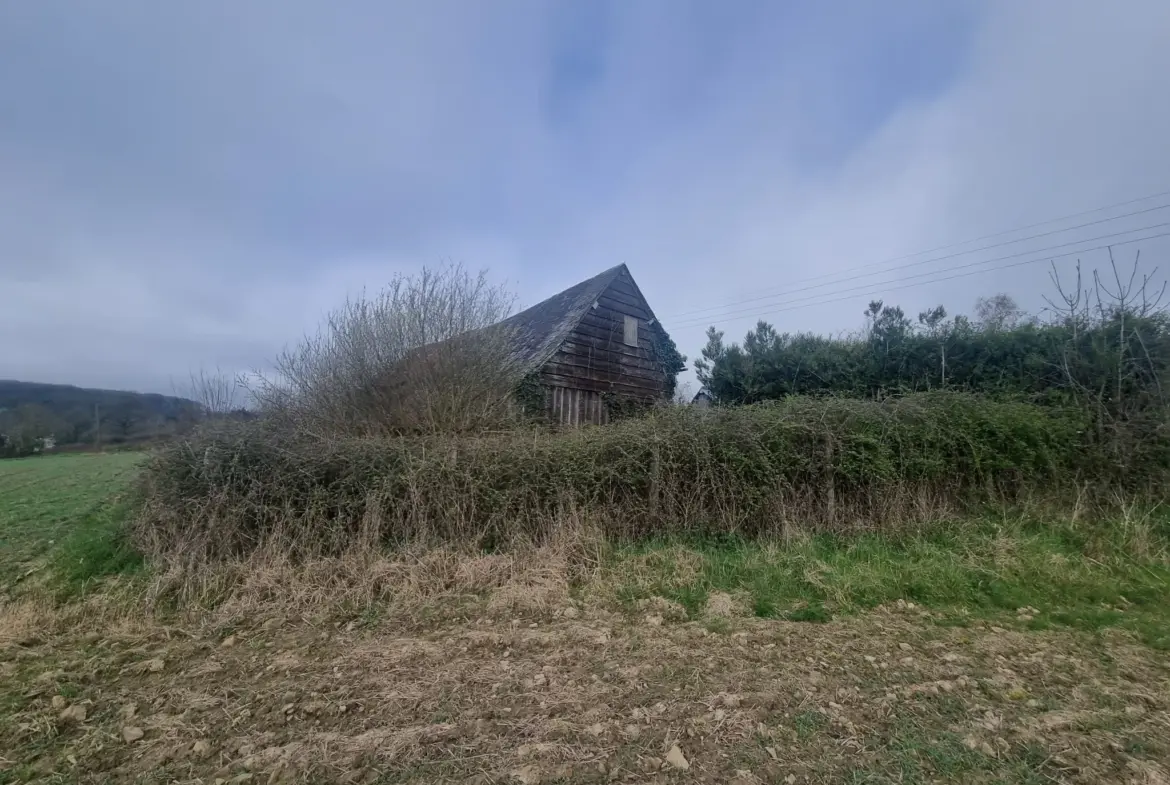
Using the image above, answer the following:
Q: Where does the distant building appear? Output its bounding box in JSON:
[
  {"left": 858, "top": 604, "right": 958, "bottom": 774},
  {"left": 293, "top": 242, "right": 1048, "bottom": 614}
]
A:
[
  {"left": 691, "top": 388, "right": 713, "bottom": 409},
  {"left": 491, "top": 264, "right": 678, "bottom": 426}
]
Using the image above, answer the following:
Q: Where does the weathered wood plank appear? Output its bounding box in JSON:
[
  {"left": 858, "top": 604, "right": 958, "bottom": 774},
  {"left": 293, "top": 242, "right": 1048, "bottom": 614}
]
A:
[
  {"left": 597, "top": 293, "right": 652, "bottom": 320},
  {"left": 607, "top": 276, "right": 659, "bottom": 316},
  {"left": 539, "top": 371, "right": 662, "bottom": 397},
  {"left": 557, "top": 341, "right": 663, "bottom": 370},
  {"left": 544, "top": 358, "right": 663, "bottom": 384},
  {"left": 606, "top": 276, "right": 645, "bottom": 300},
  {"left": 544, "top": 357, "right": 664, "bottom": 383},
  {"left": 555, "top": 346, "right": 662, "bottom": 373},
  {"left": 578, "top": 310, "right": 623, "bottom": 330},
  {"left": 573, "top": 319, "right": 655, "bottom": 351},
  {"left": 547, "top": 386, "right": 609, "bottom": 426}
]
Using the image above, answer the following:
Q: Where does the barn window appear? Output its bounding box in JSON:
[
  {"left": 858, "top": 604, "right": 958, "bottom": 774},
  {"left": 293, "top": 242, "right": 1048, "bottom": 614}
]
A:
[{"left": 623, "top": 315, "right": 638, "bottom": 347}]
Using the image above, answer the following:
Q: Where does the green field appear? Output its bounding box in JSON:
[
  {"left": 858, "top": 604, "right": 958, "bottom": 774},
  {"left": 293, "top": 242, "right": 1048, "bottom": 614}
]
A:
[{"left": 0, "top": 452, "right": 143, "bottom": 596}]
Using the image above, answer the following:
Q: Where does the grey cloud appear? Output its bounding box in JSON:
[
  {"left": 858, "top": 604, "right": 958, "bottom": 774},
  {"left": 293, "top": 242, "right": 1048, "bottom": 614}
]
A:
[
  {"left": 1, "top": 0, "right": 1168, "bottom": 395},
  {"left": 568, "top": 0, "right": 1170, "bottom": 365}
]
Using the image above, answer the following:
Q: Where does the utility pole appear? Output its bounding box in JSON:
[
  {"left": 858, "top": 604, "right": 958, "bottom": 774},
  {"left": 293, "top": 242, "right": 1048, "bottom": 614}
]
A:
[{"left": 94, "top": 403, "right": 101, "bottom": 451}]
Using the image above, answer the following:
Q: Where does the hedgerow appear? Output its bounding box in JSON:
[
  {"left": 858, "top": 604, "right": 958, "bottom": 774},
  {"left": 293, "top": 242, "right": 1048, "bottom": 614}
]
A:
[{"left": 133, "top": 392, "right": 1117, "bottom": 561}]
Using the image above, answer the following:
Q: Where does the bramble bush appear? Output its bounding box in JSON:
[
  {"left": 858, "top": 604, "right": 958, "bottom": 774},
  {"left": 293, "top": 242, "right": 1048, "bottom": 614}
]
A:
[{"left": 133, "top": 391, "right": 1118, "bottom": 561}]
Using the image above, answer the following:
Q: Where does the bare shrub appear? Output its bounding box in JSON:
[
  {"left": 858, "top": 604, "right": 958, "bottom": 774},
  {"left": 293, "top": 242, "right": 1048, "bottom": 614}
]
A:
[
  {"left": 251, "top": 264, "right": 519, "bottom": 437},
  {"left": 176, "top": 366, "right": 249, "bottom": 417}
]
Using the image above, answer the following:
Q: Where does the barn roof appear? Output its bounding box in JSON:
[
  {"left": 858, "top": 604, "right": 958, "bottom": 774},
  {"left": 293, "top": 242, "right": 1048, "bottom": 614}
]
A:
[{"left": 494, "top": 263, "right": 629, "bottom": 373}]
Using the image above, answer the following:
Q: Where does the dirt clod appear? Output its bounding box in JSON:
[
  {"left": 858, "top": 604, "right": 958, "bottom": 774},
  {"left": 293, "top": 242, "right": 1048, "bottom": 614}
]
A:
[
  {"left": 512, "top": 764, "right": 542, "bottom": 784},
  {"left": 666, "top": 744, "right": 690, "bottom": 770},
  {"left": 58, "top": 704, "right": 86, "bottom": 723}
]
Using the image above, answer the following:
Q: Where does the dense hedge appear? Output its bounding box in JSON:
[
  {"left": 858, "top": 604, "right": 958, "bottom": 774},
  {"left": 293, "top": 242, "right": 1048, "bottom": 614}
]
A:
[
  {"left": 133, "top": 392, "right": 1125, "bottom": 560},
  {"left": 698, "top": 306, "right": 1170, "bottom": 416}
]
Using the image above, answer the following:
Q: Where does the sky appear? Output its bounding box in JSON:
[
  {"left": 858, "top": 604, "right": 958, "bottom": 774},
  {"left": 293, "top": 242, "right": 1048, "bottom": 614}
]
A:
[{"left": 2, "top": 0, "right": 1170, "bottom": 397}]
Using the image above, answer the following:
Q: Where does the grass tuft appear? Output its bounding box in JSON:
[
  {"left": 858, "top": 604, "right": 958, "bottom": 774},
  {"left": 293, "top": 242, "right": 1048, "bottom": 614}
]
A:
[{"left": 596, "top": 511, "right": 1170, "bottom": 646}]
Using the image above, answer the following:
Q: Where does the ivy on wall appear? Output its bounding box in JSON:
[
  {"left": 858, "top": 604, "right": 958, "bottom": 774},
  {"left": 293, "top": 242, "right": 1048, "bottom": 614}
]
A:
[
  {"left": 514, "top": 372, "right": 547, "bottom": 419},
  {"left": 646, "top": 323, "right": 687, "bottom": 399}
]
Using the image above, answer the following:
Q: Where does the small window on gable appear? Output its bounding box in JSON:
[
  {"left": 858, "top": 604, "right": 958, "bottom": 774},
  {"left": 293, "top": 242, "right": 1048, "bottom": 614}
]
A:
[{"left": 623, "top": 315, "right": 639, "bottom": 347}]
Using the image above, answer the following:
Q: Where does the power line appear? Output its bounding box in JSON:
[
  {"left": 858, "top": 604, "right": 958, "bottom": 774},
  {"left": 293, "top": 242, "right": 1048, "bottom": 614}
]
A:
[
  {"left": 664, "top": 201, "right": 1170, "bottom": 321},
  {"left": 678, "top": 229, "right": 1170, "bottom": 331},
  {"left": 671, "top": 221, "right": 1170, "bottom": 328},
  {"left": 665, "top": 188, "right": 1170, "bottom": 317},
  {"left": 671, "top": 228, "right": 1170, "bottom": 331}
]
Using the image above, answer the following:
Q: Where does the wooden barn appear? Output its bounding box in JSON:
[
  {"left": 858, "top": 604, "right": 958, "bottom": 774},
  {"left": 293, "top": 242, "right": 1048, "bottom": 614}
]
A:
[{"left": 495, "top": 264, "right": 679, "bottom": 426}]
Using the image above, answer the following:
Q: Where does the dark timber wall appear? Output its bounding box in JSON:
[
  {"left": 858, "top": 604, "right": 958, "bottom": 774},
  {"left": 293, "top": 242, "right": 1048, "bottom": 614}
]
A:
[{"left": 539, "top": 268, "right": 667, "bottom": 425}]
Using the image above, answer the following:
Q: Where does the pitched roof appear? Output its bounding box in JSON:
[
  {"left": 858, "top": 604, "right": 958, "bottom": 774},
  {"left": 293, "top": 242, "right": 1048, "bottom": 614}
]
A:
[{"left": 493, "top": 263, "right": 628, "bottom": 373}]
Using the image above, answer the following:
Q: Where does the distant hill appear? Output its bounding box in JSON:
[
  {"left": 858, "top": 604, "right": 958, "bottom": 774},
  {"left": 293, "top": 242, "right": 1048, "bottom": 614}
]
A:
[{"left": 0, "top": 380, "right": 202, "bottom": 456}]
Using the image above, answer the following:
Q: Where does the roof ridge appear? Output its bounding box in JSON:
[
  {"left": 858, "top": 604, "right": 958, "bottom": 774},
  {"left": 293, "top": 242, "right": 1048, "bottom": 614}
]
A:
[
  {"left": 508, "top": 263, "right": 625, "bottom": 318},
  {"left": 495, "top": 263, "right": 630, "bottom": 375}
]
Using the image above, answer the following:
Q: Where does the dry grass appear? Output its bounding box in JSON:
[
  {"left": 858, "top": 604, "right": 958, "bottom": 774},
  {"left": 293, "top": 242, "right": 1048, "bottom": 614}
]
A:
[{"left": 138, "top": 519, "right": 605, "bottom": 630}]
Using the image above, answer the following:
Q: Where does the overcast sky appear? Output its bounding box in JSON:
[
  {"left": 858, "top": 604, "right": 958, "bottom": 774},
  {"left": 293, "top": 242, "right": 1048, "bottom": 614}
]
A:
[{"left": 3, "top": 0, "right": 1170, "bottom": 396}]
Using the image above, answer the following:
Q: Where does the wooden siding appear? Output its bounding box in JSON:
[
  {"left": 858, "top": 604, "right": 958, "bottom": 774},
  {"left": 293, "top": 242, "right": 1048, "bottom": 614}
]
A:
[
  {"left": 537, "top": 269, "right": 667, "bottom": 420},
  {"left": 547, "top": 386, "right": 608, "bottom": 426}
]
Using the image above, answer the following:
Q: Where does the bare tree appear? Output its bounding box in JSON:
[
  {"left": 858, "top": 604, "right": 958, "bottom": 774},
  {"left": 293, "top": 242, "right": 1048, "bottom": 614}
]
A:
[
  {"left": 177, "top": 367, "right": 248, "bottom": 418},
  {"left": 974, "top": 293, "right": 1025, "bottom": 332},
  {"left": 1046, "top": 248, "right": 1169, "bottom": 424},
  {"left": 251, "top": 264, "right": 521, "bottom": 436},
  {"left": 1044, "top": 259, "right": 1092, "bottom": 340}
]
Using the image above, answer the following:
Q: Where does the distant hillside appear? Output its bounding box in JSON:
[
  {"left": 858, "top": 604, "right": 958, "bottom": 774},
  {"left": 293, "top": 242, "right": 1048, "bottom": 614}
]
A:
[{"left": 0, "top": 380, "right": 202, "bottom": 456}]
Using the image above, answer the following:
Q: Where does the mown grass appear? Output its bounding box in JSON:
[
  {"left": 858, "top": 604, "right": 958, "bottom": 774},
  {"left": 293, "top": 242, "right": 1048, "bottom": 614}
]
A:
[
  {"left": 0, "top": 452, "right": 144, "bottom": 597},
  {"left": 604, "top": 510, "right": 1170, "bottom": 648}
]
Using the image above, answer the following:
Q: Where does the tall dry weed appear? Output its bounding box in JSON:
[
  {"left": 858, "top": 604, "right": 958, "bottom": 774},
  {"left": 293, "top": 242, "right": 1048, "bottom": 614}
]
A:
[{"left": 141, "top": 513, "right": 607, "bottom": 626}]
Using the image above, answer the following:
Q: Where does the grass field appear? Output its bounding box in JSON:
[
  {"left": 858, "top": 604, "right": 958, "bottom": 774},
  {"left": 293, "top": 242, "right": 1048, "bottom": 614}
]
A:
[
  {"left": 0, "top": 452, "right": 143, "bottom": 597},
  {"left": 2, "top": 453, "right": 1169, "bottom": 783}
]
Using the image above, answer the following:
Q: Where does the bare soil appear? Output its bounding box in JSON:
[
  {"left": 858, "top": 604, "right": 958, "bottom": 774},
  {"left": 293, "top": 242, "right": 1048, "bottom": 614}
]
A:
[{"left": 2, "top": 600, "right": 1168, "bottom": 784}]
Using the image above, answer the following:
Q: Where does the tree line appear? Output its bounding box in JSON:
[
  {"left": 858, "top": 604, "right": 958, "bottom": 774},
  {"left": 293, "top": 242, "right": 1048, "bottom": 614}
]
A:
[
  {"left": 694, "top": 254, "right": 1170, "bottom": 428},
  {"left": 0, "top": 380, "right": 204, "bottom": 458}
]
